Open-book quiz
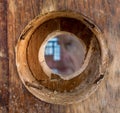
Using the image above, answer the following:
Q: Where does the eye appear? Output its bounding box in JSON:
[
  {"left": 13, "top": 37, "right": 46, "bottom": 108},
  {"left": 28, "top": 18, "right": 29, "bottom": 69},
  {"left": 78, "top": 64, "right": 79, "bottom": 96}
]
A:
[{"left": 65, "top": 41, "right": 74, "bottom": 50}]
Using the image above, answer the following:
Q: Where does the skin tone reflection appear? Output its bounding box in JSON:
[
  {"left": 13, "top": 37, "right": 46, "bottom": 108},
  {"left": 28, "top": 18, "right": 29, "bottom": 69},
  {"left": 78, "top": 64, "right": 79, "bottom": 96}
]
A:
[{"left": 45, "top": 34, "right": 86, "bottom": 76}]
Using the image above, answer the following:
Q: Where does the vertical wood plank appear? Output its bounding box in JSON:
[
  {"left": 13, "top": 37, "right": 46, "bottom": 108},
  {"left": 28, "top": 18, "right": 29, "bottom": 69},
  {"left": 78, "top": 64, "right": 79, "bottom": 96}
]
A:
[
  {"left": 0, "top": 0, "right": 9, "bottom": 113},
  {"left": 7, "top": 0, "right": 120, "bottom": 113}
]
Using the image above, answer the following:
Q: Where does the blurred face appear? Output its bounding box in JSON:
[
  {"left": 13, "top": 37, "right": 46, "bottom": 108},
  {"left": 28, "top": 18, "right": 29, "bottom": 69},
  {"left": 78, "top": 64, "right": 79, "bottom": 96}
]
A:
[{"left": 45, "top": 34, "right": 86, "bottom": 76}]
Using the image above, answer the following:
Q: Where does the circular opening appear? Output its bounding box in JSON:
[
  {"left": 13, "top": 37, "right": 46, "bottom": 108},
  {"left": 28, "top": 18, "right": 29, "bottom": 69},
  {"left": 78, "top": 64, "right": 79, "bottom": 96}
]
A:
[
  {"left": 39, "top": 31, "right": 86, "bottom": 79},
  {"left": 16, "top": 11, "right": 108, "bottom": 105}
]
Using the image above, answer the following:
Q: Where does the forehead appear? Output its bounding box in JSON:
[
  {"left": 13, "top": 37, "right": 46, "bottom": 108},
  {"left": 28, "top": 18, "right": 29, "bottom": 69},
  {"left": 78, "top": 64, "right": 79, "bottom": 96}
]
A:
[{"left": 57, "top": 34, "right": 78, "bottom": 42}]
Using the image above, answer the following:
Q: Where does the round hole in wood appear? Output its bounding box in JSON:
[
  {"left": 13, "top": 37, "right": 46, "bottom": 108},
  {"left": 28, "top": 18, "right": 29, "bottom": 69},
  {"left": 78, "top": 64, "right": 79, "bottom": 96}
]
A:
[
  {"left": 16, "top": 11, "right": 109, "bottom": 105},
  {"left": 39, "top": 31, "right": 87, "bottom": 80}
]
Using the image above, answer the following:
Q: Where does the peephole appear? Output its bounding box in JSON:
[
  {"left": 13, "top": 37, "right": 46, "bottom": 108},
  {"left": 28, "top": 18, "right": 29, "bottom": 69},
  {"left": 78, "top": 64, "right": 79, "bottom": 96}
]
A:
[{"left": 16, "top": 11, "right": 109, "bottom": 105}]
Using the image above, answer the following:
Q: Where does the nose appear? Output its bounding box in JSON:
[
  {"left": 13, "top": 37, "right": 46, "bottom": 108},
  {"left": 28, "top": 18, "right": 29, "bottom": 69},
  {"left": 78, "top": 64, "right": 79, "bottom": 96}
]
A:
[{"left": 60, "top": 45, "right": 71, "bottom": 63}]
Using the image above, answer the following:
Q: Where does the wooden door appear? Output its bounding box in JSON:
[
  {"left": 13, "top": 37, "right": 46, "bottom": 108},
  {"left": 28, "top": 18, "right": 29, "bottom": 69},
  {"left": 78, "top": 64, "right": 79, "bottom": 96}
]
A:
[{"left": 0, "top": 0, "right": 120, "bottom": 113}]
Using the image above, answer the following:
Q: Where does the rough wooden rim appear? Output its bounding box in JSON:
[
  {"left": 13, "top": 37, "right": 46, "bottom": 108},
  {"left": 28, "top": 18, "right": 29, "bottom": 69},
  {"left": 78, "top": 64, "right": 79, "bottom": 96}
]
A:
[{"left": 16, "top": 11, "right": 109, "bottom": 105}]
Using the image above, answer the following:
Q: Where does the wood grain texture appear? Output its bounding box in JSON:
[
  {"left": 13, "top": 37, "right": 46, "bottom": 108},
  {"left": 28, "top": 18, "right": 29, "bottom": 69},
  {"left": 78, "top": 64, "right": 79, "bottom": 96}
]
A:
[
  {"left": 0, "top": 0, "right": 119, "bottom": 112},
  {"left": 0, "top": 0, "right": 9, "bottom": 113}
]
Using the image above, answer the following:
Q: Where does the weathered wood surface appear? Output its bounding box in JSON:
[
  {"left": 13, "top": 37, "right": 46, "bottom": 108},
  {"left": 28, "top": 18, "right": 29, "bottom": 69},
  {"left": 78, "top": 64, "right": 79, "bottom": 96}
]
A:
[
  {"left": 0, "top": 0, "right": 120, "bottom": 113},
  {"left": 0, "top": 0, "right": 9, "bottom": 113}
]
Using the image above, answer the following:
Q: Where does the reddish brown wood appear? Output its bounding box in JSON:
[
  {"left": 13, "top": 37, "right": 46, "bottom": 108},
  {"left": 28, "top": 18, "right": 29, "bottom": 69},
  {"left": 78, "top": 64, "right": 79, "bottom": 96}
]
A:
[
  {"left": 0, "top": 0, "right": 119, "bottom": 112},
  {"left": 0, "top": 0, "right": 9, "bottom": 112}
]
